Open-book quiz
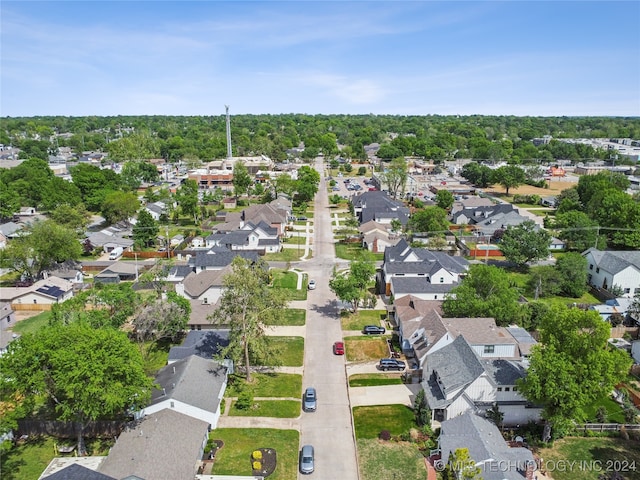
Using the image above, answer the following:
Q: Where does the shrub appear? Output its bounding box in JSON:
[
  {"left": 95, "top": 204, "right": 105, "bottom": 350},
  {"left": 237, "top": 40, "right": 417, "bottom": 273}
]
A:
[
  {"left": 236, "top": 391, "right": 253, "bottom": 410},
  {"left": 378, "top": 430, "right": 391, "bottom": 441},
  {"left": 252, "top": 450, "right": 263, "bottom": 460},
  {"left": 596, "top": 405, "right": 608, "bottom": 423},
  {"left": 253, "top": 461, "right": 262, "bottom": 470},
  {"left": 358, "top": 166, "right": 367, "bottom": 175}
]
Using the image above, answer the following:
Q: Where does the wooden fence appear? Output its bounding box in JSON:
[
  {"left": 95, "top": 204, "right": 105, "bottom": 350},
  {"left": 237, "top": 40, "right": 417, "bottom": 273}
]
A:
[{"left": 575, "top": 423, "right": 640, "bottom": 432}]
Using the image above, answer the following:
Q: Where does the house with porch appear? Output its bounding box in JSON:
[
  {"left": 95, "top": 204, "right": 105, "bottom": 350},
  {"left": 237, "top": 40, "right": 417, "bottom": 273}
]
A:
[
  {"left": 583, "top": 248, "right": 640, "bottom": 297},
  {"left": 207, "top": 221, "right": 281, "bottom": 253}
]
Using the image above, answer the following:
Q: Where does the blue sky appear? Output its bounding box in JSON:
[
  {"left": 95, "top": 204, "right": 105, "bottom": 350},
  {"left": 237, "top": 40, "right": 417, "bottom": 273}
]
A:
[{"left": 2, "top": 1, "right": 639, "bottom": 117}]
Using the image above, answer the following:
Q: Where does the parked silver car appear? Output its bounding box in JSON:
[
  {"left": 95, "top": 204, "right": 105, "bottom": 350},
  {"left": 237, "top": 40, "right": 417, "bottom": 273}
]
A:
[
  {"left": 299, "top": 444, "right": 315, "bottom": 474},
  {"left": 303, "top": 387, "right": 317, "bottom": 412}
]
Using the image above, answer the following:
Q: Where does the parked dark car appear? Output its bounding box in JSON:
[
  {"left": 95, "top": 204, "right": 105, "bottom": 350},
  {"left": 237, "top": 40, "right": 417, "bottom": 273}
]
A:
[
  {"left": 303, "top": 387, "right": 317, "bottom": 412},
  {"left": 362, "top": 325, "right": 386, "bottom": 335},
  {"left": 378, "top": 358, "right": 406, "bottom": 371}
]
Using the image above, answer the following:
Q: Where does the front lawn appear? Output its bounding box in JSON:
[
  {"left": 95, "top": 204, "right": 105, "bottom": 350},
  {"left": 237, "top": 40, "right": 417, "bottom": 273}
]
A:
[
  {"left": 211, "top": 428, "right": 299, "bottom": 480},
  {"left": 341, "top": 310, "right": 387, "bottom": 331},
  {"left": 344, "top": 336, "right": 390, "bottom": 362},
  {"left": 335, "top": 243, "right": 383, "bottom": 261},
  {"left": 264, "top": 249, "right": 306, "bottom": 262},
  {"left": 10, "top": 311, "right": 51, "bottom": 335},
  {"left": 267, "top": 336, "right": 304, "bottom": 366},
  {"left": 229, "top": 399, "right": 300, "bottom": 418},
  {"left": 353, "top": 405, "right": 416, "bottom": 439},
  {"left": 262, "top": 308, "right": 306, "bottom": 326},
  {"left": 225, "top": 372, "right": 302, "bottom": 398},
  {"left": 271, "top": 269, "right": 298, "bottom": 289},
  {"left": 349, "top": 374, "right": 404, "bottom": 387},
  {"left": 357, "top": 438, "right": 426, "bottom": 480},
  {"left": 535, "top": 437, "right": 640, "bottom": 480}
]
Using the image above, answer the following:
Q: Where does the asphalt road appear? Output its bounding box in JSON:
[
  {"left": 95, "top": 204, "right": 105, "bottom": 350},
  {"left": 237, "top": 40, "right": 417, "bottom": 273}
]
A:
[{"left": 297, "top": 157, "right": 360, "bottom": 479}]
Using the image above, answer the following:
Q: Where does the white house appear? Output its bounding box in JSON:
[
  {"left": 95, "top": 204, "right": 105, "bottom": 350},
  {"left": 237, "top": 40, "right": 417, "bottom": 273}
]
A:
[
  {"left": 206, "top": 221, "right": 281, "bottom": 253},
  {"left": 583, "top": 248, "right": 640, "bottom": 297},
  {"left": 136, "top": 354, "right": 227, "bottom": 429},
  {"left": 0, "top": 277, "right": 74, "bottom": 310},
  {"left": 175, "top": 265, "right": 231, "bottom": 305},
  {"left": 422, "top": 335, "right": 542, "bottom": 425}
]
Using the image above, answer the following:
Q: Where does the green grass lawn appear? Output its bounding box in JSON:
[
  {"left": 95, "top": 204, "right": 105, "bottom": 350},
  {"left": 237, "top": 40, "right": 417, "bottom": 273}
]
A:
[
  {"left": 536, "top": 437, "right": 640, "bottom": 480},
  {"left": 334, "top": 243, "right": 383, "bottom": 261},
  {"left": 345, "top": 336, "right": 390, "bottom": 362},
  {"left": 349, "top": 374, "right": 404, "bottom": 387},
  {"left": 0, "top": 436, "right": 113, "bottom": 480},
  {"left": 262, "top": 308, "right": 306, "bottom": 326},
  {"left": 271, "top": 269, "right": 298, "bottom": 289},
  {"left": 10, "top": 311, "right": 51, "bottom": 335},
  {"left": 341, "top": 310, "right": 387, "bottom": 331},
  {"left": 141, "top": 338, "right": 177, "bottom": 375},
  {"left": 225, "top": 373, "right": 303, "bottom": 398},
  {"left": 267, "top": 336, "right": 304, "bottom": 366},
  {"left": 282, "top": 234, "right": 306, "bottom": 245},
  {"left": 353, "top": 405, "right": 416, "bottom": 439},
  {"left": 582, "top": 396, "right": 627, "bottom": 423},
  {"left": 357, "top": 438, "right": 426, "bottom": 480},
  {"left": 211, "top": 428, "right": 299, "bottom": 480},
  {"left": 229, "top": 399, "right": 300, "bottom": 417},
  {"left": 264, "top": 249, "right": 306, "bottom": 262},
  {"left": 504, "top": 269, "right": 600, "bottom": 306}
]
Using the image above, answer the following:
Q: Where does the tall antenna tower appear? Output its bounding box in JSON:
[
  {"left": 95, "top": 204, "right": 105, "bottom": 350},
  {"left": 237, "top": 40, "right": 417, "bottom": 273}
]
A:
[{"left": 225, "top": 105, "right": 232, "bottom": 160}]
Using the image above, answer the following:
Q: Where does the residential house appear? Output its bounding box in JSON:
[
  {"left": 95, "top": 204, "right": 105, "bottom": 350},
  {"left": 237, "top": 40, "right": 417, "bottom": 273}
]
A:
[
  {"left": 351, "top": 191, "right": 410, "bottom": 225},
  {"left": 94, "top": 262, "right": 141, "bottom": 284},
  {"left": 137, "top": 354, "right": 227, "bottom": 428},
  {"left": 0, "top": 222, "right": 24, "bottom": 248},
  {"left": 590, "top": 297, "right": 634, "bottom": 323},
  {"left": 549, "top": 237, "right": 566, "bottom": 251},
  {"left": 191, "top": 236, "right": 205, "bottom": 248},
  {"left": 40, "top": 463, "right": 115, "bottom": 480},
  {"left": 450, "top": 196, "right": 494, "bottom": 216},
  {"left": 207, "top": 221, "right": 281, "bottom": 253},
  {"left": 144, "top": 201, "right": 167, "bottom": 221},
  {"left": 435, "top": 413, "right": 535, "bottom": 480},
  {"left": 359, "top": 220, "right": 402, "bottom": 253},
  {"left": 85, "top": 228, "right": 134, "bottom": 253},
  {"left": 0, "top": 276, "right": 74, "bottom": 311},
  {"left": 380, "top": 239, "right": 469, "bottom": 299},
  {"left": 18, "top": 206, "right": 37, "bottom": 216},
  {"left": 167, "top": 329, "right": 230, "bottom": 363},
  {"left": 220, "top": 203, "right": 289, "bottom": 236},
  {"left": 0, "top": 302, "right": 15, "bottom": 330},
  {"left": 422, "top": 335, "right": 541, "bottom": 425},
  {"left": 175, "top": 265, "right": 231, "bottom": 305},
  {"left": 583, "top": 248, "right": 640, "bottom": 297},
  {"left": 472, "top": 210, "right": 530, "bottom": 237},
  {"left": 189, "top": 247, "right": 259, "bottom": 273},
  {"left": 46, "top": 267, "right": 84, "bottom": 284},
  {"left": 98, "top": 409, "right": 210, "bottom": 480},
  {"left": 167, "top": 263, "right": 195, "bottom": 283}
]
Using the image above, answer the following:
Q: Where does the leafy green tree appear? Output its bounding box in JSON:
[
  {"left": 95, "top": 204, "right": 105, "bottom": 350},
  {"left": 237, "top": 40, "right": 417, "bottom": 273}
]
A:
[
  {"left": 461, "top": 162, "right": 494, "bottom": 188},
  {"left": 493, "top": 165, "right": 526, "bottom": 195},
  {"left": 577, "top": 171, "right": 630, "bottom": 206},
  {"left": 555, "top": 252, "right": 588, "bottom": 297},
  {"left": 443, "top": 448, "right": 482, "bottom": 480},
  {"left": 3, "top": 220, "right": 82, "bottom": 280},
  {"left": 554, "top": 210, "right": 600, "bottom": 251},
  {"left": 0, "top": 322, "right": 152, "bottom": 454},
  {"left": 381, "top": 157, "right": 408, "bottom": 199},
  {"left": 233, "top": 161, "right": 252, "bottom": 197},
  {"left": 443, "top": 264, "right": 521, "bottom": 326},
  {"left": 376, "top": 144, "right": 403, "bottom": 160},
  {"left": 435, "top": 189, "right": 455, "bottom": 210},
  {"left": 273, "top": 173, "right": 295, "bottom": 198},
  {"left": 133, "top": 208, "right": 159, "bottom": 248},
  {"left": 295, "top": 166, "right": 320, "bottom": 204},
  {"left": 528, "top": 266, "right": 562, "bottom": 299},
  {"left": 0, "top": 179, "right": 21, "bottom": 219},
  {"left": 209, "top": 257, "right": 289, "bottom": 381},
  {"left": 499, "top": 220, "right": 551, "bottom": 267},
  {"left": 518, "top": 306, "right": 632, "bottom": 440},
  {"left": 176, "top": 179, "right": 199, "bottom": 222},
  {"left": 329, "top": 260, "right": 376, "bottom": 313},
  {"left": 408, "top": 207, "right": 449, "bottom": 235},
  {"left": 556, "top": 187, "right": 581, "bottom": 214},
  {"left": 131, "top": 291, "right": 190, "bottom": 350},
  {"left": 50, "top": 204, "right": 91, "bottom": 236},
  {"left": 121, "top": 160, "right": 159, "bottom": 190},
  {"left": 70, "top": 163, "right": 122, "bottom": 209},
  {"left": 101, "top": 191, "right": 140, "bottom": 225},
  {"left": 587, "top": 189, "right": 640, "bottom": 249},
  {"left": 413, "top": 388, "right": 431, "bottom": 427}
]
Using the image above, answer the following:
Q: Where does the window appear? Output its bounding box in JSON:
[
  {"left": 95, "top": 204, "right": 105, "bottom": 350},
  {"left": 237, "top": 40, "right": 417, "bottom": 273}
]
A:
[
  {"left": 513, "top": 387, "right": 518, "bottom": 392},
  {"left": 440, "top": 277, "right": 444, "bottom": 283},
  {"left": 505, "top": 387, "right": 510, "bottom": 392},
  {"left": 170, "top": 401, "right": 175, "bottom": 408},
  {"left": 434, "top": 295, "right": 438, "bottom": 300},
  {"left": 624, "top": 288, "right": 630, "bottom": 294},
  {"left": 497, "top": 387, "right": 502, "bottom": 392},
  {"left": 589, "top": 264, "right": 593, "bottom": 270},
  {"left": 484, "top": 345, "right": 495, "bottom": 354},
  {"left": 596, "top": 267, "right": 600, "bottom": 273}
]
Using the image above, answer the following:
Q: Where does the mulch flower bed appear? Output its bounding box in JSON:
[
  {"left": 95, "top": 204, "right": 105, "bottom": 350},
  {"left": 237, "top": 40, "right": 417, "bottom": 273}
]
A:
[{"left": 251, "top": 447, "right": 277, "bottom": 477}]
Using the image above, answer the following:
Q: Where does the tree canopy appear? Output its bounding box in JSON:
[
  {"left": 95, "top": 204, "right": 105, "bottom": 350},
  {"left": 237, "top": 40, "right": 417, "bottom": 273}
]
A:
[
  {"left": 408, "top": 207, "right": 449, "bottom": 235},
  {"left": 518, "top": 306, "right": 632, "bottom": 439},
  {"left": 499, "top": 220, "right": 551, "bottom": 267},
  {"left": 381, "top": 157, "right": 408, "bottom": 199},
  {"left": 329, "top": 260, "right": 376, "bottom": 313},
  {"left": 0, "top": 322, "right": 152, "bottom": 454},
  {"left": 493, "top": 165, "right": 527, "bottom": 195}
]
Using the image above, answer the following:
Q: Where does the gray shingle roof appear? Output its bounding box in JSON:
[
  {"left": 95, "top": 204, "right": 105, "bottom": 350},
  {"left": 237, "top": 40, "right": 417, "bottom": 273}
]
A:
[
  {"left": 352, "top": 191, "right": 410, "bottom": 225},
  {"left": 182, "top": 267, "right": 230, "bottom": 297},
  {"left": 391, "top": 277, "right": 459, "bottom": 295},
  {"left": 481, "top": 359, "right": 527, "bottom": 386},
  {"left": 191, "top": 248, "right": 259, "bottom": 268},
  {"left": 584, "top": 248, "right": 640, "bottom": 274},
  {"left": 98, "top": 409, "right": 209, "bottom": 480},
  {"left": 384, "top": 239, "right": 469, "bottom": 275},
  {"left": 150, "top": 355, "right": 227, "bottom": 415},
  {"left": 43, "top": 464, "right": 116, "bottom": 480},
  {"left": 167, "top": 329, "right": 230, "bottom": 362},
  {"left": 439, "top": 413, "right": 534, "bottom": 480}
]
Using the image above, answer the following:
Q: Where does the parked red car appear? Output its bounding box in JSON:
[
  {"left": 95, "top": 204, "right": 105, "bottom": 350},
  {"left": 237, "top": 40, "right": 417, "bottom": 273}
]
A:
[{"left": 333, "top": 341, "right": 345, "bottom": 355}]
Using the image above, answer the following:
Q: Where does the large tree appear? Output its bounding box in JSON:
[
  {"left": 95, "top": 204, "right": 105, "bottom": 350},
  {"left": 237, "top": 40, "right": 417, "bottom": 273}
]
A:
[
  {"left": 133, "top": 208, "right": 159, "bottom": 248},
  {"left": 329, "top": 260, "right": 376, "bottom": 313},
  {"left": 176, "top": 179, "right": 199, "bottom": 222},
  {"left": 295, "top": 166, "right": 320, "bottom": 204},
  {"left": 553, "top": 210, "right": 601, "bottom": 251},
  {"left": 381, "top": 157, "right": 408, "bottom": 199},
  {"left": 555, "top": 252, "right": 588, "bottom": 298},
  {"left": 518, "top": 306, "right": 632, "bottom": 439},
  {"left": 443, "top": 264, "right": 521, "bottom": 326},
  {"left": 499, "top": 220, "right": 551, "bottom": 267},
  {"left": 131, "top": 291, "right": 190, "bottom": 352},
  {"left": 0, "top": 322, "right": 152, "bottom": 454},
  {"left": 461, "top": 162, "right": 494, "bottom": 188},
  {"left": 209, "top": 257, "right": 289, "bottom": 381},
  {"left": 232, "top": 161, "right": 252, "bottom": 197},
  {"left": 408, "top": 207, "right": 449, "bottom": 235},
  {"left": 493, "top": 165, "right": 526, "bottom": 195},
  {"left": 3, "top": 220, "right": 82, "bottom": 280},
  {"left": 435, "top": 190, "right": 455, "bottom": 210},
  {"left": 101, "top": 190, "right": 140, "bottom": 225}
]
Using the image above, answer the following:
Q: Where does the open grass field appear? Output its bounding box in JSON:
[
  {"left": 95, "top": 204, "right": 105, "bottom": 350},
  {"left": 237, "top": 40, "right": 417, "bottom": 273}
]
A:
[
  {"left": 357, "top": 438, "right": 427, "bottom": 480},
  {"left": 345, "top": 336, "right": 389, "bottom": 362},
  {"left": 535, "top": 437, "right": 640, "bottom": 480},
  {"left": 228, "top": 399, "right": 301, "bottom": 418},
  {"left": 353, "top": 405, "right": 416, "bottom": 439},
  {"left": 262, "top": 308, "right": 305, "bottom": 326},
  {"left": 485, "top": 179, "right": 578, "bottom": 198},
  {"left": 211, "top": 428, "right": 299, "bottom": 480},
  {"left": 267, "top": 336, "right": 304, "bottom": 366},
  {"left": 341, "top": 310, "right": 387, "bottom": 331}
]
